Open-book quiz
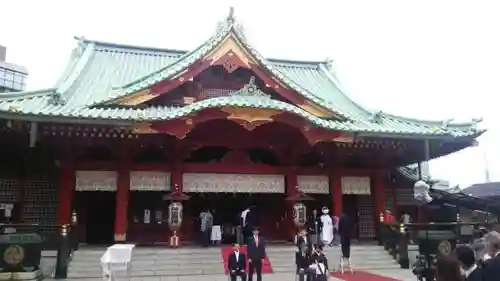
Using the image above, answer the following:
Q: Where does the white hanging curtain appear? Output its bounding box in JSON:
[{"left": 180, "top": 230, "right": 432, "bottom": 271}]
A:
[
  {"left": 341, "top": 176, "right": 371, "bottom": 195},
  {"left": 182, "top": 173, "right": 285, "bottom": 193},
  {"left": 297, "top": 175, "right": 330, "bottom": 194},
  {"left": 130, "top": 171, "right": 171, "bottom": 191},
  {"left": 75, "top": 171, "right": 118, "bottom": 191}
]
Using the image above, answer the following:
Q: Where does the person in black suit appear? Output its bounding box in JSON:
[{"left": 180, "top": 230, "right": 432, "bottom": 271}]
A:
[
  {"left": 295, "top": 243, "right": 313, "bottom": 281},
  {"left": 247, "top": 228, "right": 266, "bottom": 281},
  {"left": 482, "top": 231, "right": 500, "bottom": 281},
  {"left": 338, "top": 213, "right": 351, "bottom": 258},
  {"left": 306, "top": 209, "right": 321, "bottom": 246},
  {"left": 296, "top": 228, "right": 313, "bottom": 256},
  {"left": 241, "top": 206, "right": 260, "bottom": 241},
  {"left": 228, "top": 243, "right": 247, "bottom": 281},
  {"left": 455, "top": 245, "right": 482, "bottom": 281},
  {"left": 337, "top": 213, "right": 352, "bottom": 272}
]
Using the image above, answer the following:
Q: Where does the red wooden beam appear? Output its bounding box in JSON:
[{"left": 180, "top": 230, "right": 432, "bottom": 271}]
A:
[{"left": 150, "top": 60, "right": 213, "bottom": 95}]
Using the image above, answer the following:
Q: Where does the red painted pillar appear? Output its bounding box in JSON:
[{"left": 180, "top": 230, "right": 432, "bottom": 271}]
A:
[
  {"left": 285, "top": 171, "right": 298, "bottom": 241},
  {"left": 391, "top": 180, "right": 398, "bottom": 217},
  {"left": 58, "top": 149, "right": 74, "bottom": 225},
  {"left": 171, "top": 168, "right": 183, "bottom": 238},
  {"left": 371, "top": 170, "right": 387, "bottom": 229},
  {"left": 330, "top": 172, "right": 342, "bottom": 216},
  {"left": 114, "top": 147, "right": 130, "bottom": 242}
]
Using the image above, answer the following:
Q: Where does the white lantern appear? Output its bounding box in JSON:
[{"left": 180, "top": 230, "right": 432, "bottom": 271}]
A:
[
  {"left": 293, "top": 202, "right": 307, "bottom": 227},
  {"left": 167, "top": 202, "right": 183, "bottom": 231}
]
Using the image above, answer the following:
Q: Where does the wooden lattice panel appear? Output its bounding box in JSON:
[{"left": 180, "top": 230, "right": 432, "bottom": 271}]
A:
[
  {"left": 197, "top": 88, "right": 233, "bottom": 99},
  {"left": 23, "top": 178, "right": 59, "bottom": 234},
  {"left": 357, "top": 195, "right": 375, "bottom": 239},
  {"left": 396, "top": 186, "right": 416, "bottom": 205},
  {"left": 0, "top": 178, "right": 20, "bottom": 202}
]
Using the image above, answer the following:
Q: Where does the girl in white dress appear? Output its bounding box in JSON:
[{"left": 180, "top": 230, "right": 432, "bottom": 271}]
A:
[{"left": 320, "top": 207, "right": 334, "bottom": 246}]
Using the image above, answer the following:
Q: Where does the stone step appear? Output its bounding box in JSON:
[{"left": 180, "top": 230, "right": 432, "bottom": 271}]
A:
[
  {"left": 68, "top": 245, "right": 399, "bottom": 277},
  {"left": 68, "top": 267, "right": 226, "bottom": 278},
  {"left": 70, "top": 261, "right": 224, "bottom": 271}
]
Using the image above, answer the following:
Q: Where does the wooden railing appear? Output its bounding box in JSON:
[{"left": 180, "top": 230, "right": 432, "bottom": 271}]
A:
[{"left": 379, "top": 222, "right": 410, "bottom": 268}]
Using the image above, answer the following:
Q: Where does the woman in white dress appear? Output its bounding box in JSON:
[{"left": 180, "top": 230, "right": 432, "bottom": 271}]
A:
[{"left": 320, "top": 207, "right": 334, "bottom": 246}]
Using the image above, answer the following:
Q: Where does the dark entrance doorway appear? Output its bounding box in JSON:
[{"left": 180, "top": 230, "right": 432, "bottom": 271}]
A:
[
  {"left": 75, "top": 191, "right": 116, "bottom": 244},
  {"left": 185, "top": 193, "right": 287, "bottom": 244}
]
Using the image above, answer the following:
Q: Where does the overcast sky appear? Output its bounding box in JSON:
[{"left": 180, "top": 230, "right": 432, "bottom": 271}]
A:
[{"left": 1, "top": 0, "right": 499, "bottom": 187}]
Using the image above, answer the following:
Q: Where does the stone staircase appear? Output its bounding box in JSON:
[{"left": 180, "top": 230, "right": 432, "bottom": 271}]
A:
[
  {"left": 265, "top": 244, "right": 401, "bottom": 273},
  {"left": 68, "top": 247, "right": 224, "bottom": 278},
  {"left": 66, "top": 244, "right": 400, "bottom": 278}
]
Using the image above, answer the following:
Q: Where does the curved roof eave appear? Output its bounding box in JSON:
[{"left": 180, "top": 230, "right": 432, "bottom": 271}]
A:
[{"left": 0, "top": 95, "right": 482, "bottom": 139}]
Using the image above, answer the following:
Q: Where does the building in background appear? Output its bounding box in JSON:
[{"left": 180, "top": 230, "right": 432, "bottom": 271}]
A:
[{"left": 0, "top": 45, "right": 28, "bottom": 92}]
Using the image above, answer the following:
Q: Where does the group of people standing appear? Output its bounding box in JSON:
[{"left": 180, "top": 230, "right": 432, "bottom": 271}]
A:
[
  {"left": 304, "top": 207, "right": 352, "bottom": 262},
  {"left": 198, "top": 206, "right": 260, "bottom": 247},
  {"left": 431, "top": 231, "right": 500, "bottom": 281},
  {"left": 294, "top": 206, "right": 353, "bottom": 279},
  {"left": 295, "top": 227, "right": 330, "bottom": 281},
  {"left": 227, "top": 228, "right": 267, "bottom": 281}
]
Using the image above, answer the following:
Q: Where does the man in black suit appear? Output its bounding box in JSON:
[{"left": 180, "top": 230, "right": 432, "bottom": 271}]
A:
[
  {"left": 306, "top": 209, "right": 321, "bottom": 246},
  {"left": 228, "top": 243, "right": 247, "bottom": 281},
  {"left": 455, "top": 245, "right": 482, "bottom": 281},
  {"left": 337, "top": 213, "right": 352, "bottom": 273},
  {"left": 296, "top": 228, "right": 313, "bottom": 256},
  {"left": 247, "top": 228, "right": 266, "bottom": 281},
  {"left": 482, "top": 231, "right": 500, "bottom": 281},
  {"left": 295, "top": 243, "right": 313, "bottom": 281}
]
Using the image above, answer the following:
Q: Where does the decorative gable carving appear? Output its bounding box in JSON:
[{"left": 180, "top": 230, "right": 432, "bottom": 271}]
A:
[{"left": 232, "top": 77, "right": 271, "bottom": 98}]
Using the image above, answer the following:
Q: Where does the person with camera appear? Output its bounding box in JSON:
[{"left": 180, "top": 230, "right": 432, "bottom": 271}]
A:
[
  {"left": 310, "top": 245, "right": 329, "bottom": 281},
  {"left": 295, "top": 243, "right": 313, "bottom": 281},
  {"left": 296, "top": 228, "right": 313, "bottom": 256}
]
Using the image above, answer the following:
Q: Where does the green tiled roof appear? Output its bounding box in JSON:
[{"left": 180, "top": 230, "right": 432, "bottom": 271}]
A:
[{"left": 0, "top": 11, "right": 483, "bottom": 139}]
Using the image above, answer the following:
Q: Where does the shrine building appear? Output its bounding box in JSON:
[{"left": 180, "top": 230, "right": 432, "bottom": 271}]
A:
[{"left": 0, "top": 10, "right": 483, "bottom": 244}]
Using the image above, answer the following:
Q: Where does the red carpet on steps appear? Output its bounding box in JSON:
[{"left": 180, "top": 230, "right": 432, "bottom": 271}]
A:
[
  {"left": 220, "top": 246, "right": 273, "bottom": 274},
  {"left": 331, "top": 271, "right": 401, "bottom": 281}
]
